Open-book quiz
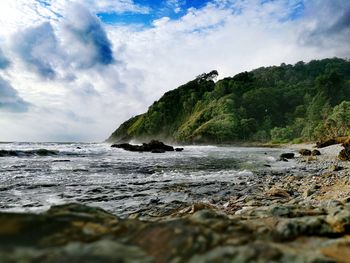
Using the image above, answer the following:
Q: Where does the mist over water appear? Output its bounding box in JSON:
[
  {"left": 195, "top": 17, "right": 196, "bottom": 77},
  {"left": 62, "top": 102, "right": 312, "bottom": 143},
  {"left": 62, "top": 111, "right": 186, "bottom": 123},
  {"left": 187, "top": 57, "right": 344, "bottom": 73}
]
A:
[{"left": 0, "top": 142, "right": 299, "bottom": 217}]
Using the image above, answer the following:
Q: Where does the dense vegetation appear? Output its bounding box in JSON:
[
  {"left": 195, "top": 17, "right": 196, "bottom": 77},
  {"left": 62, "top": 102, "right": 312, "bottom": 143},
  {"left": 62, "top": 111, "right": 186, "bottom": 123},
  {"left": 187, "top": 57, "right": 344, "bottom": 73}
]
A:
[{"left": 108, "top": 58, "right": 350, "bottom": 144}]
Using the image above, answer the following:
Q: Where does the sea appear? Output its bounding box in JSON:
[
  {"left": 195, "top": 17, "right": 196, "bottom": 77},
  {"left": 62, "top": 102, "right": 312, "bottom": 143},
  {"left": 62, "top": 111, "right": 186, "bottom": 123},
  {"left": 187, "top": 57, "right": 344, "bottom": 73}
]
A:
[{"left": 0, "top": 142, "right": 299, "bottom": 217}]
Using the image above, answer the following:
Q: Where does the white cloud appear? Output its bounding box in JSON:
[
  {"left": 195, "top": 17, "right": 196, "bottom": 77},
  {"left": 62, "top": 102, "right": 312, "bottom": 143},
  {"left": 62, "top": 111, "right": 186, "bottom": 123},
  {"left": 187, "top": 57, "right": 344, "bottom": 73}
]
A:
[{"left": 0, "top": 0, "right": 349, "bottom": 141}]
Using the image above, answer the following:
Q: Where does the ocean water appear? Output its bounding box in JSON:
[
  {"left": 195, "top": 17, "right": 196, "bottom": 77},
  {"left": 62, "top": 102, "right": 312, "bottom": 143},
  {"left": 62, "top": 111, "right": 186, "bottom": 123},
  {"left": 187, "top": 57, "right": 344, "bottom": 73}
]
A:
[{"left": 0, "top": 142, "right": 298, "bottom": 217}]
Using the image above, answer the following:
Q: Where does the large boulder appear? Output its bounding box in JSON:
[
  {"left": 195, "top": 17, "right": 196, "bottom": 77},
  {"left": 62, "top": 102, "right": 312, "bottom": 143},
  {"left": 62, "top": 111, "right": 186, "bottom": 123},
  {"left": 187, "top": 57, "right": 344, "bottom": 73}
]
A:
[
  {"left": 111, "top": 140, "right": 175, "bottom": 153},
  {"left": 280, "top": 153, "right": 295, "bottom": 159},
  {"left": 339, "top": 148, "right": 350, "bottom": 161},
  {"left": 298, "top": 149, "right": 311, "bottom": 156}
]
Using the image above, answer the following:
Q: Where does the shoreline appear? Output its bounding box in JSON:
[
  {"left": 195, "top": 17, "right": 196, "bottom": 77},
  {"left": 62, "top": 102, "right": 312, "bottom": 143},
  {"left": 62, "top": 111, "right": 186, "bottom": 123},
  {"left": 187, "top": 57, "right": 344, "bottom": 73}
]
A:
[{"left": 1, "top": 143, "right": 350, "bottom": 262}]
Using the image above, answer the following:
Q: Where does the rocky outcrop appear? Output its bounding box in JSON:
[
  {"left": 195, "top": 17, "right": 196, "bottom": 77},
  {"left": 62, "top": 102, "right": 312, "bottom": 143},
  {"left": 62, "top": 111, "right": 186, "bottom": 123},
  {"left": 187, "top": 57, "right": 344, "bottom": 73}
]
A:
[
  {"left": 0, "top": 149, "right": 58, "bottom": 157},
  {"left": 316, "top": 136, "right": 350, "bottom": 161},
  {"left": 1, "top": 200, "right": 350, "bottom": 263},
  {"left": 280, "top": 153, "right": 295, "bottom": 159},
  {"left": 316, "top": 136, "right": 348, "bottom": 148},
  {"left": 311, "top": 149, "right": 321, "bottom": 156},
  {"left": 111, "top": 140, "right": 175, "bottom": 153},
  {"left": 339, "top": 148, "right": 350, "bottom": 161},
  {"left": 299, "top": 149, "right": 312, "bottom": 156}
]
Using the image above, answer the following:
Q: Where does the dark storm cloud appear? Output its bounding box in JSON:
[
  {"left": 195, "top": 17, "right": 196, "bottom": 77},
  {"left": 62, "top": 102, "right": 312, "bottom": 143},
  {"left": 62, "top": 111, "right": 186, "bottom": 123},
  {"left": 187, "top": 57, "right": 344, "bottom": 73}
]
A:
[
  {"left": 0, "top": 77, "right": 29, "bottom": 112},
  {"left": 301, "top": 1, "right": 350, "bottom": 50},
  {"left": 11, "top": 4, "right": 114, "bottom": 80},
  {"left": 0, "top": 47, "right": 10, "bottom": 69},
  {"left": 62, "top": 3, "right": 114, "bottom": 68},
  {"left": 327, "top": 7, "right": 350, "bottom": 35},
  {"left": 12, "top": 22, "right": 58, "bottom": 79}
]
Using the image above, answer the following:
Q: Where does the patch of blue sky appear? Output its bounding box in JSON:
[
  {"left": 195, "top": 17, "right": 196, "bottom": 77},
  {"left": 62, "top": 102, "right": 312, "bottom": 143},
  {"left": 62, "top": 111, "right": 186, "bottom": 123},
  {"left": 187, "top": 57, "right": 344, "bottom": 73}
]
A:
[
  {"left": 98, "top": 0, "right": 212, "bottom": 26},
  {"left": 37, "top": 0, "right": 51, "bottom": 8},
  {"left": 260, "top": 0, "right": 305, "bottom": 22},
  {"left": 279, "top": 1, "right": 305, "bottom": 22},
  {"left": 97, "top": 12, "right": 154, "bottom": 26}
]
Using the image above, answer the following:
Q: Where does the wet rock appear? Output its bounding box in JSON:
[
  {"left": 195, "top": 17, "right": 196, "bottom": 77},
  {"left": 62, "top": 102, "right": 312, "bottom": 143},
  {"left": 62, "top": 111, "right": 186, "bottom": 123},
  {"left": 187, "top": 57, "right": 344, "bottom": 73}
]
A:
[
  {"left": 329, "top": 165, "right": 343, "bottom": 172},
  {"left": 111, "top": 140, "right": 175, "bottom": 153},
  {"left": 339, "top": 148, "right": 350, "bottom": 161},
  {"left": 188, "top": 243, "right": 283, "bottom": 263},
  {"left": 0, "top": 149, "right": 58, "bottom": 157},
  {"left": 275, "top": 216, "right": 333, "bottom": 240},
  {"left": 326, "top": 209, "right": 350, "bottom": 233},
  {"left": 151, "top": 149, "right": 165, "bottom": 153},
  {"left": 280, "top": 153, "right": 294, "bottom": 159},
  {"left": 175, "top": 148, "right": 184, "bottom": 152},
  {"left": 312, "top": 149, "right": 321, "bottom": 156},
  {"left": 267, "top": 187, "right": 290, "bottom": 198},
  {"left": 321, "top": 241, "right": 350, "bottom": 262},
  {"left": 316, "top": 137, "right": 348, "bottom": 148},
  {"left": 299, "top": 149, "right": 312, "bottom": 156}
]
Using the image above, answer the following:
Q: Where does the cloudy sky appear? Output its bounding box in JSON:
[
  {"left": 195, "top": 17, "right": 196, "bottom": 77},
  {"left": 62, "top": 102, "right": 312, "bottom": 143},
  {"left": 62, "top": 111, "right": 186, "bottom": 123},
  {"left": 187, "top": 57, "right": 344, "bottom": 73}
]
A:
[{"left": 0, "top": 0, "right": 349, "bottom": 142}]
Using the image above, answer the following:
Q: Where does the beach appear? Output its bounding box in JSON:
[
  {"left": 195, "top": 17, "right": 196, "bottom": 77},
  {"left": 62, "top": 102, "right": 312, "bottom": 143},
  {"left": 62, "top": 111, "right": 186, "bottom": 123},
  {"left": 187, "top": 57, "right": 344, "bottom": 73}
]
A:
[{"left": 0, "top": 143, "right": 350, "bottom": 262}]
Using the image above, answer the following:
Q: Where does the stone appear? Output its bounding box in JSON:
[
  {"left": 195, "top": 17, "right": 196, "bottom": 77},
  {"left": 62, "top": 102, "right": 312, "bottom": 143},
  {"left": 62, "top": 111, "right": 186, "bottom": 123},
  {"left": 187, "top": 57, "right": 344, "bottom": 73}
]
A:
[
  {"left": 299, "top": 149, "right": 312, "bottom": 156},
  {"left": 339, "top": 148, "right": 350, "bottom": 161},
  {"left": 267, "top": 187, "right": 290, "bottom": 198},
  {"left": 151, "top": 149, "right": 166, "bottom": 153},
  {"left": 311, "top": 149, "right": 321, "bottom": 156},
  {"left": 280, "top": 153, "right": 295, "bottom": 159},
  {"left": 329, "top": 165, "right": 343, "bottom": 172},
  {"left": 111, "top": 140, "right": 175, "bottom": 152}
]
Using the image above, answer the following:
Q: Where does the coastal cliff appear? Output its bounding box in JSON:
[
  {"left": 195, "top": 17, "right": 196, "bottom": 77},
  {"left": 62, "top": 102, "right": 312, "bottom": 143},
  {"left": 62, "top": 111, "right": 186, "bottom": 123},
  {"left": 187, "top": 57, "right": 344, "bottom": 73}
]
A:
[{"left": 108, "top": 58, "right": 350, "bottom": 144}]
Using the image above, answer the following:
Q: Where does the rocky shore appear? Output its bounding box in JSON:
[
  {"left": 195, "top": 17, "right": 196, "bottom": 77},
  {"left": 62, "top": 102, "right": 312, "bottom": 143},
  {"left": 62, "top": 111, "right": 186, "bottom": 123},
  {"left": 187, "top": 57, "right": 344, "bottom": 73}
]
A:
[{"left": 1, "top": 143, "right": 350, "bottom": 262}]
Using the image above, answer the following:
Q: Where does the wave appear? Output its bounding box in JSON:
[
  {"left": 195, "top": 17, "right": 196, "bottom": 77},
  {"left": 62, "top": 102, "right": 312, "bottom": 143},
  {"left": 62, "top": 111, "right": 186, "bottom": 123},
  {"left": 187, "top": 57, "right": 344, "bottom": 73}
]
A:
[{"left": 0, "top": 149, "right": 59, "bottom": 157}]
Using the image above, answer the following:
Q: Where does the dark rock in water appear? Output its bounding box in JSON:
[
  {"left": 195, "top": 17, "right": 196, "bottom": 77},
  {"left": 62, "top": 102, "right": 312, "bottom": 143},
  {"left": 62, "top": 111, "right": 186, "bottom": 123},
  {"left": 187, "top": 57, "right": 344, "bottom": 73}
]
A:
[
  {"left": 279, "top": 153, "right": 294, "bottom": 159},
  {"left": 2, "top": 202, "right": 350, "bottom": 262},
  {"left": 329, "top": 165, "right": 343, "bottom": 171},
  {"left": 0, "top": 150, "right": 19, "bottom": 157},
  {"left": 339, "top": 148, "right": 350, "bottom": 161},
  {"left": 36, "top": 149, "right": 58, "bottom": 156},
  {"left": 299, "top": 149, "right": 311, "bottom": 156},
  {"left": 311, "top": 149, "right": 321, "bottom": 156},
  {"left": 0, "top": 149, "right": 58, "bottom": 157},
  {"left": 151, "top": 149, "right": 166, "bottom": 153},
  {"left": 111, "top": 140, "right": 175, "bottom": 153},
  {"left": 175, "top": 148, "right": 184, "bottom": 152}
]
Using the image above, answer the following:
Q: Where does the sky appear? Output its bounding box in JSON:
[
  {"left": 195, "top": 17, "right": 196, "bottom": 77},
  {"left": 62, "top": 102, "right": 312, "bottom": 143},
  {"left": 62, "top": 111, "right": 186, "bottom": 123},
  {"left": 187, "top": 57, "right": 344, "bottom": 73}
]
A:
[{"left": 0, "top": 0, "right": 349, "bottom": 142}]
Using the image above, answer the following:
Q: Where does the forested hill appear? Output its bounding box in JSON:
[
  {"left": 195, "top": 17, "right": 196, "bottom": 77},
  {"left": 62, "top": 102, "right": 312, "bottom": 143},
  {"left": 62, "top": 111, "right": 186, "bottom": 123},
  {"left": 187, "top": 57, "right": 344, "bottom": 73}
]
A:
[{"left": 107, "top": 58, "right": 350, "bottom": 144}]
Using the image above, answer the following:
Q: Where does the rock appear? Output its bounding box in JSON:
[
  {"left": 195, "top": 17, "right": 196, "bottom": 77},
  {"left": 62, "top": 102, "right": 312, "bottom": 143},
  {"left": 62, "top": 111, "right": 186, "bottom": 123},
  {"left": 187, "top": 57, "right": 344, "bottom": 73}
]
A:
[
  {"left": 111, "top": 140, "right": 175, "bottom": 152},
  {"left": 303, "top": 188, "right": 315, "bottom": 197},
  {"left": 267, "top": 187, "right": 290, "bottom": 198},
  {"left": 280, "top": 153, "right": 295, "bottom": 159},
  {"left": 342, "top": 138, "right": 350, "bottom": 148},
  {"left": 326, "top": 209, "right": 350, "bottom": 233},
  {"left": 151, "top": 149, "right": 165, "bottom": 153},
  {"left": 299, "top": 149, "right": 312, "bottom": 156},
  {"left": 0, "top": 150, "right": 19, "bottom": 157},
  {"left": 175, "top": 148, "right": 184, "bottom": 152},
  {"left": 330, "top": 165, "right": 343, "bottom": 172},
  {"left": 316, "top": 136, "right": 348, "bottom": 148},
  {"left": 36, "top": 149, "right": 58, "bottom": 156},
  {"left": 0, "top": 149, "right": 58, "bottom": 157},
  {"left": 311, "top": 149, "right": 321, "bottom": 156},
  {"left": 306, "top": 156, "right": 317, "bottom": 162},
  {"left": 339, "top": 148, "right": 350, "bottom": 161},
  {"left": 276, "top": 217, "right": 333, "bottom": 241},
  {"left": 320, "top": 241, "right": 350, "bottom": 263}
]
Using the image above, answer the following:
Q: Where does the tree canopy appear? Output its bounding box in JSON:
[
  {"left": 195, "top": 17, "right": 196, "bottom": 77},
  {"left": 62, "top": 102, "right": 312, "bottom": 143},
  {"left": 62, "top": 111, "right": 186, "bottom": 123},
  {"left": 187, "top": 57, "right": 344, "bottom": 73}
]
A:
[{"left": 108, "top": 58, "right": 350, "bottom": 144}]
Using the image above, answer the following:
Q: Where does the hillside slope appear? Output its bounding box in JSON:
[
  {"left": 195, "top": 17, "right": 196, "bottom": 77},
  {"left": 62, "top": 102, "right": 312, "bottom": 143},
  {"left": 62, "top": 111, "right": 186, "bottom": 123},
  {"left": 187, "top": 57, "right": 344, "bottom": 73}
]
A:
[{"left": 107, "top": 58, "right": 350, "bottom": 144}]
